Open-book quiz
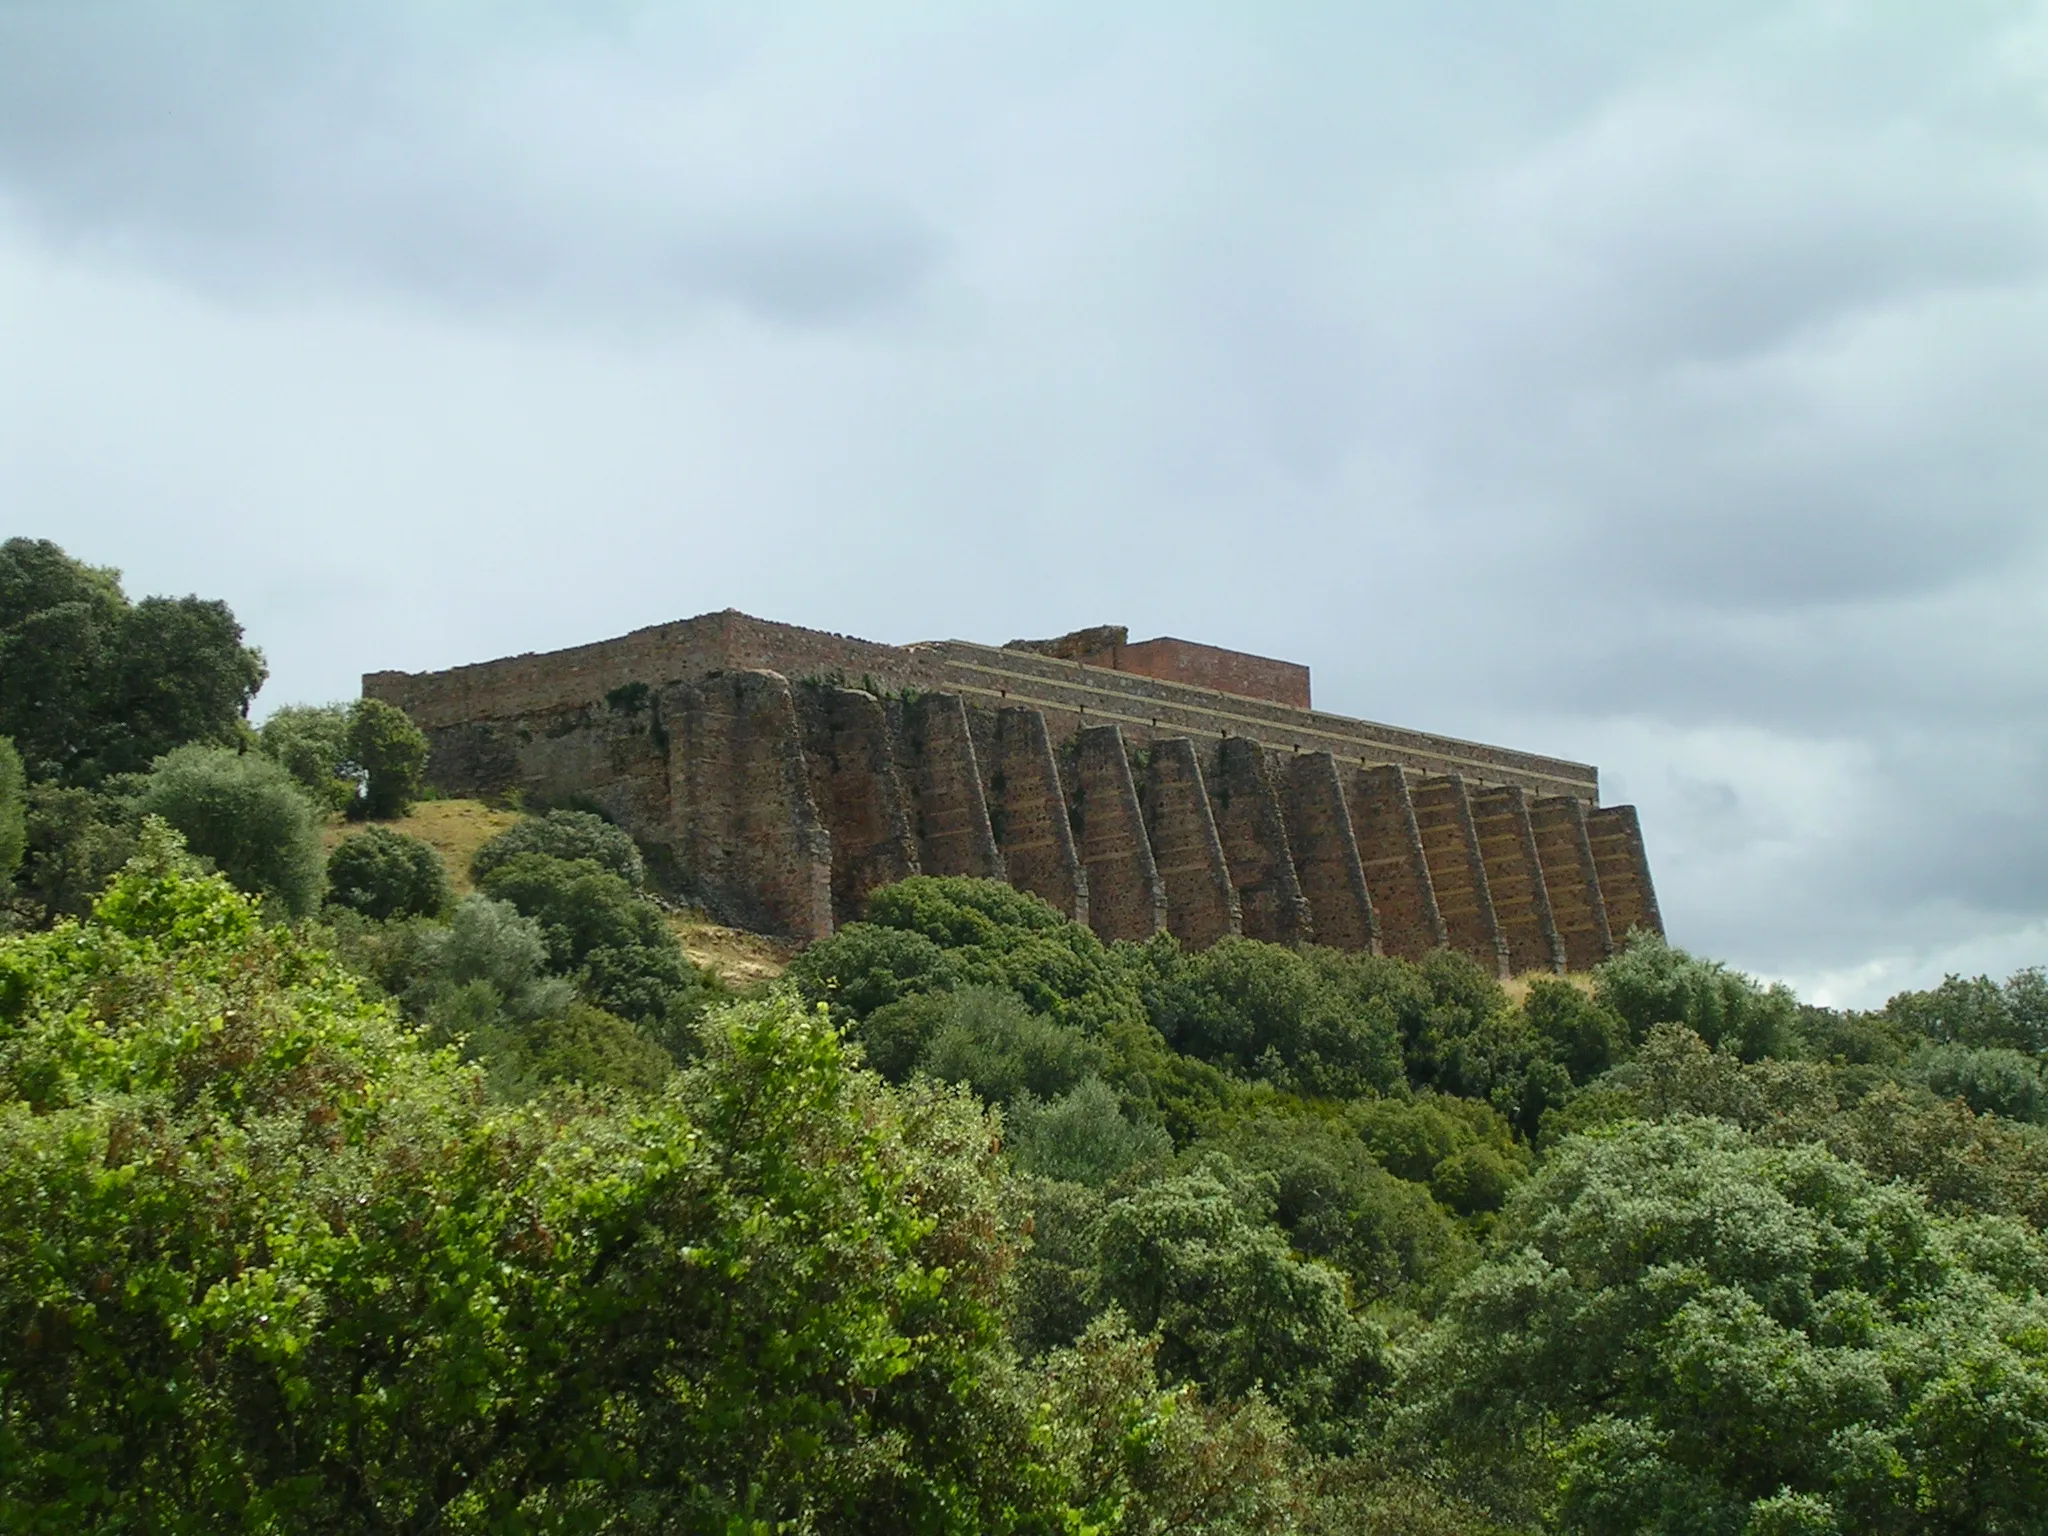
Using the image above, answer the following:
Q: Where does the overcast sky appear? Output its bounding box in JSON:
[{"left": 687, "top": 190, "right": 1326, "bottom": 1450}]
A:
[{"left": 4, "top": 2, "right": 2045, "bottom": 1004}]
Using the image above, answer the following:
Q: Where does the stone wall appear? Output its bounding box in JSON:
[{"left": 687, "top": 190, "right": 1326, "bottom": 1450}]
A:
[{"left": 363, "top": 609, "right": 1661, "bottom": 965}]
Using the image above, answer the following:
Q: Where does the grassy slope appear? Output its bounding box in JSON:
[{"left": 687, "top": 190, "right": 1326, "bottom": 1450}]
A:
[{"left": 326, "top": 800, "right": 795, "bottom": 988}]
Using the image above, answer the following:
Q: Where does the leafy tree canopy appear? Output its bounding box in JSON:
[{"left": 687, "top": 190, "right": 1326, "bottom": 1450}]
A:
[
  {"left": 138, "top": 747, "right": 325, "bottom": 917},
  {"left": 325, "top": 826, "right": 451, "bottom": 921},
  {"left": 0, "top": 537, "right": 265, "bottom": 785}
]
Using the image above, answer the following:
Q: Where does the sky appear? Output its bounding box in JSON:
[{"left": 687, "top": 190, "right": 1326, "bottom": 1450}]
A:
[{"left": 3, "top": 2, "right": 2045, "bottom": 1005}]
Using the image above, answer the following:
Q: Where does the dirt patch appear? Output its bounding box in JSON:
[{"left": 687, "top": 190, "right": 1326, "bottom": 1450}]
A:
[
  {"left": 667, "top": 913, "right": 799, "bottom": 989},
  {"left": 1500, "top": 971, "right": 1596, "bottom": 1006}
]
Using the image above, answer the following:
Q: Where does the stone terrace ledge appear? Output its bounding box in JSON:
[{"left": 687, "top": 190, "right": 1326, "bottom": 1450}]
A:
[{"left": 909, "top": 640, "right": 1598, "bottom": 802}]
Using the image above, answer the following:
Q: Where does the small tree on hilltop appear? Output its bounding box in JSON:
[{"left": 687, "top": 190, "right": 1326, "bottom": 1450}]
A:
[
  {"left": 326, "top": 827, "right": 451, "bottom": 921},
  {"left": 346, "top": 698, "right": 428, "bottom": 820},
  {"left": 138, "top": 745, "right": 325, "bottom": 916}
]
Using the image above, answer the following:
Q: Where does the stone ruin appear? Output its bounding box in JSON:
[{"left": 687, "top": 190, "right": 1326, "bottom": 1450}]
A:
[{"left": 363, "top": 610, "right": 1662, "bottom": 975}]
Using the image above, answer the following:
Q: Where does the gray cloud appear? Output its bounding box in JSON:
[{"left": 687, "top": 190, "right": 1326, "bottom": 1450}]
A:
[{"left": 4, "top": 2, "right": 2046, "bottom": 1003}]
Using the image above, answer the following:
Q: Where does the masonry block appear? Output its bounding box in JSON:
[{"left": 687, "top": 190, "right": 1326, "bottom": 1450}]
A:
[
  {"left": 1467, "top": 785, "right": 1566, "bottom": 975},
  {"left": 1585, "top": 804, "right": 1664, "bottom": 945},
  {"left": 1409, "top": 775, "right": 1510, "bottom": 977},
  {"left": 796, "top": 686, "right": 921, "bottom": 925},
  {"left": 1528, "top": 796, "right": 1614, "bottom": 970},
  {"left": 1206, "top": 737, "right": 1312, "bottom": 945},
  {"left": 1142, "top": 737, "right": 1240, "bottom": 949},
  {"left": 1345, "top": 765, "right": 1447, "bottom": 961},
  {"left": 987, "top": 706, "right": 1089, "bottom": 924},
  {"left": 1071, "top": 725, "right": 1168, "bottom": 943},
  {"left": 1280, "top": 751, "right": 1378, "bottom": 954},
  {"left": 663, "top": 670, "right": 833, "bottom": 940},
  {"left": 896, "top": 692, "right": 1004, "bottom": 881}
]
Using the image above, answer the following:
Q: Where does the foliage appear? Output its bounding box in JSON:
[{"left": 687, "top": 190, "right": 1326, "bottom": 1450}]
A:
[
  {"left": 1594, "top": 933, "right": 1798, "bottom": 1061},
  {"left": 1885, "top": 968, "right": 2048, "bottom": 1055},
  {"left": 345, "top": 697, "right": 429, "bottom": 819},
  {"left": 1350, "top": 1093, "right": 1531, "bottom": 1217},
  {"left": 1143, "top": 936, "right": 1405, "bottom": 1099},
  {"left": 0, "top": 837, "right": 1083, "bottom": 1531},
  {"left": 1095, "top": 1155, "right": 1389, "bottom": 1452},
  {"left": 917, "top": 985, "right": 1114, "bottom": 1106},
  {"left": 15, "top": 781, "right": 139, "bottom": 922},
  {"left": 471, "top": 808, "right": 646, "bottom": 889},
  {"left": 0, "top": 537, "right": 266, "bottom": 785},
  {"left": 1522, "top": 980, "right": 1629, "bottom": 1084},
  {"left": 1908, "top": 1042, "right": 2048, "bottom": 1124},
  {"left": 1402, "top": 1116, "right": 2048, "bottom": 1534},
  {"left": 138, "top": 747, "right": 326, "bottom": 917},
  {"left": 1009, "top": 1076, "right": 1173, "bottom": 1188},
  {"left": 477, "top": 852, "right": 718, "bottom": 1053},
  {"left": 0, "top": 737, "right": 23, "bottom": 898},
  {"left": 257, "top": 702, "right": 358, "bottom": 811},
  {"left": 325, "top": 826, "right": 452, "bottom": 921}
]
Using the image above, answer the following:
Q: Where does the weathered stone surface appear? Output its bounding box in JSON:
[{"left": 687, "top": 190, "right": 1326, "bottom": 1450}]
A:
[
  {"left": 1346, "top": 764, "right": 1447, "bottom": 961},
  {"left": 1410, "top": 775, "right": 1510, "bottom": 978},
  {"left": 1071, "top": 725, "right": 1167, "bottom": 943},
  {"left": 796, "top": 685, "right": 920, "bottom": 925},
  {"left": 663, "top": 670, "right": 833, "bottom": 940},
  {"left": 1280, "top": 750, "right": 1378, "bottom": 954},
  {"left": 1529, "top": 796, "right": 1614, "bottom": 971},
  {"left": 986, "top": 706, "right": 1088, "bottom": 924},
  {"left": 1207, "top": 737, "right": 1312, "bottom": 945},
  {"left": 1142, "top": 737, "right": 1240, "bottom": 949},
  {"left": 1467, "top": 784, "right": 1566, "bottom": 975},
  {"left": 894, "top": 691, "right": 1004, "bottom": 880},
  {"left": 1586, "top": 804, "right": 1664, "bottom": 944}
]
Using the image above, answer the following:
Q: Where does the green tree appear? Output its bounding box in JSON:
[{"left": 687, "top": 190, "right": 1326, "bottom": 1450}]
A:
[
  {"left": 345, "top": 697, "right": 429, "bottom": 820},
  {"left": 1595, "top": 934, "right": 1797, "bottom": 1061},
  {"left": 1401, "top": 1116, "right": 2048, "bottom": 1534},
  {"left": 15, "top": 781, "right": 138, "bottom": 921},
  {"left": 0, "top": 737, "right": 23, "bottom": 898},
  {"left": 138, "top": 747, "right": 325, "bottom": 917},
  {"left": 915, "top": 984, "right": 1112, "bottom": 1106},
  {"left": 257, "top": 702, "right": 358, "bottom": 811},
  {"left": 0, "top": 537, "right": 265, "bottom": 784},
  {"left": 325, "top": 826, "right": 452, "bottom": 921},
  {"left": 0, "top": 834, "right": 1074, "bottom": 1531},
  {"left": 1095, "top": 1155, "right": 1389, "bottom": 1451},
  {"left": 470, "top": 808, "right": 645, "bottom": 888}
]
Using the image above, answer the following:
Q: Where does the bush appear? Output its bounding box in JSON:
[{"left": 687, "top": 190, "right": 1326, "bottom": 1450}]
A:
[
  {"left": 1909, "top": 1042, "right": 2048, "bottom": 1124},
  {"left": 325, "top": 827, "right": 451, "bottom": 920},
  {"left": 1009, "top": 1076, "right": 1171, "bottom": 1186},
  {"left": 786, "top": 920, "right": 957, "bottom": 1022},
  {"left": 137, "top": 746, "right": 324, "bottom": 916},
  {"left": 477, "top": 1000, "right": 675, "bottom": 1099},
  {"left": 0, "top": 736, "right": 23, "bottom": 896},
  {"left": 259, "top": 702, "right": 358, "bottom": 811},
  {"left": 1885, "top": 969, "right": 2048, "bottom": 1055},
  {"left": 915, "top": 985, "right": 1112, "bottom": 1106},
  {"left": 470, "top": 808, "right": 645, "bottom": 888},
  {"left": 1595, "top": 933, "right": 1797, "bottom": 1060},
  {"left": 16, "top": 781, "right": 138, "bottom": 921},
  {"left": 346, "top": 697, "right": 428, "bottom": 819},
  {"left": 1521, "top": 978, "right": 1629, "bottom": 1083}
]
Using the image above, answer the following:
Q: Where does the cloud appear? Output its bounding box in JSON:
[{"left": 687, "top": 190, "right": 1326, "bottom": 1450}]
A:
[{"left": 3, "top": 2, "right": 2045, "bottom": 1004}]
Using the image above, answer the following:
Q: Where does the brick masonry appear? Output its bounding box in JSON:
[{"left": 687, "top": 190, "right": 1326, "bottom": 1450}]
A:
[
  {"left": 1467, "top": 785, "right": 1566, "bottom": 976},
  {"left": 1280, "top": 751, "right": 1379, "bottom": 954},
  {"left": 1207, "top": 736, "right": 1313, "bottom": 946},
  {"left": 1071, "top": 725, "right": 1169, "bottom": 943},
  {"left": 363, "top": 609, "right": 1662, "bottom": 965},
  {"left": 1346, "top": 765, "right": 1448, "bottom": 962},
  {"left": 1141, "top": 736, "right": 1241, "bottom": 949}
]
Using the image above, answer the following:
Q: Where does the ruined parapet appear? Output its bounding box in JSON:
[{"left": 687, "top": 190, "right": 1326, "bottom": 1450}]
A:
[
  {"left": 1410, "top": 775, "right": 1510, "bottom": 978},
  {"left": 1207, "top": 737, "right": 1312, "bottom": 945},
  {"left": 895, "top": 692, "right": 1004, "bottom": 881},
  {"left": 1528, "top": 796, "right": 1614, "bottom": 970},
  {"left": 1071, "top": 725, "right": 1167, "bottom": 943},
  {"left": 1280, "top": 751, "right": 1378, "bottom": 954},
  {"left": 1585, "top": 805, "right": 1663, "bottom": 944},
  {"left": 1141, "top": 737, "right": 1240, "bottom": 949},
  {"left": 1467, "top": 785, "right": 1566, "bottom": 975},
  {"left": 663, "top": 670, "right": 833, "bottom": 940},
  {"left": 986, "top": 706, "right": 1088, "bottom": 924},
  {"left": 796, "top": 685, "right": 921, "bottom": 925},
  {"left": 1346, "top": 765, "right": 1447, "bottom": 961}
]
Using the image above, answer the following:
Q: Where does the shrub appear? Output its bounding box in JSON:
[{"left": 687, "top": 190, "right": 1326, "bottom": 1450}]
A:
[
  {"left": 1009, "top": 1076, "right": 1171, "bottom": 1187},
  {"left": 346, "top": 697, "right": 429, "bottom": 819},
  {"left": 470, "top": 808, "right": 645, "bottom": 888},
  {"left": 17, "top": 781, "right": 138, "bottom": 921},
  {"left": 1521, "top": 978, "right": 1629, "bottom": 1083},
  {"left": 915, "top": 985, "right": 1112, "bottom": 1106},
  {"left": 1595, "top": 933, "right": 1797, "bottom": 1060},
  {"left": 785, "top": 920, "right": 957, "bottom": 1021},
  {"left": 138, "top": 746, "right": 324, "bottom": 916},
  {"left": 1909, "top": 1042, "right": 2048, "bottom": 1124},
  {"left": 325, "top": 827, "right": 451, "bottom": 920},
  {"left": 258, "top": 702, "right": 358, "bottom": 811},
  {"left": 0, "top": 736, "right": 23, "bottom": 896}
]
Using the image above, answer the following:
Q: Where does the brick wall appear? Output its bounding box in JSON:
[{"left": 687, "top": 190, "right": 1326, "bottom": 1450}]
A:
[
  {"left": 1071, "top": 725, "right": 1167, "bottom": 943},
  {"left": 1207, "top": 737, "right": 1312, "bottom": 945},
  {"left": 1280, "top": 751, "right": 1378, "bottom": 954},
  {"left": 1141, "top": 737, "right": 1240, "bottom": 949}
]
